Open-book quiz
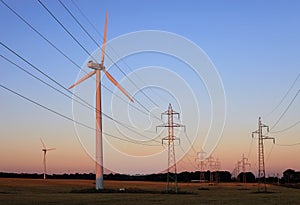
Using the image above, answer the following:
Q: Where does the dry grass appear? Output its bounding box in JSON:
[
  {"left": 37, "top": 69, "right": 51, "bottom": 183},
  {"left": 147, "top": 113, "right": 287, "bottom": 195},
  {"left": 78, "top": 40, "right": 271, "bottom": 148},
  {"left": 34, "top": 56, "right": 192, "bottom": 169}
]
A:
[{"left": 0, "top": 178, "right": 300, "bottom": 204}]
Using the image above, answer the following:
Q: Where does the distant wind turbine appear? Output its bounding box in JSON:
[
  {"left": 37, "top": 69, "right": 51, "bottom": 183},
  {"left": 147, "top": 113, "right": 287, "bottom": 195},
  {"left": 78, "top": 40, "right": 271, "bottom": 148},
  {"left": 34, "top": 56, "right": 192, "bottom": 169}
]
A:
[
  {"left": 40, "top": 138, "right": 56, "bottom": 180},
  {"left": 68, "top": 11, "right": 134, "bottom": 190}
]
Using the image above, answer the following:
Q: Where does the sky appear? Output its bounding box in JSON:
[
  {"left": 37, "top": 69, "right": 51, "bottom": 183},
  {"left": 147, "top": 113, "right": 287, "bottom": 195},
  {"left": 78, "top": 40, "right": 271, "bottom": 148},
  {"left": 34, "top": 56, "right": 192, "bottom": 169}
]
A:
[{"left": 0, "top": 0, "right": 299, "bottom": 177}]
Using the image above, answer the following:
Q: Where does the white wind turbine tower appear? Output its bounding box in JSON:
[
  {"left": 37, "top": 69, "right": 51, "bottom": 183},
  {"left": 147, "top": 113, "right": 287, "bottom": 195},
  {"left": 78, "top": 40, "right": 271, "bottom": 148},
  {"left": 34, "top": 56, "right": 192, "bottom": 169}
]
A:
[
  {"left": 68, "top": 11, "right": 134, "bottom": 190},
  {"left": 40, "top": 138, "right": 56, "bottom": 180}
]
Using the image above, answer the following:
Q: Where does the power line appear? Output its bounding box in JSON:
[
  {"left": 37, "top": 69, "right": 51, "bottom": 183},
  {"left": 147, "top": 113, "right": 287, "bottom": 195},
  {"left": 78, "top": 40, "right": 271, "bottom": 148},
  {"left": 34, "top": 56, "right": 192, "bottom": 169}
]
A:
[
  {"left": 266, "top": 143, "right": 274, "bottom": 162},
  {"left": 0, "top": 54, "right": 89, "bottom": 109},
  {"left": 59, "top": 0, "right": 162, "bottom": 121},
  {"left": 246, "top": 137, "right": 254, "bottom": 159},
  {"left": 0, "top": 83, "right": 160, "bottom": 147},
  {"left": 0, "top": 0, "right": 130, "bottom": 111},
  {"left": 271, "top": 120, "right": 300, "bottom": 133},
  {"left": 0, "top": 41, "right": 69, "bottom": 96},
  {"left": 0, "top": 43, "right": 160, "bottom": 144},
  {"left": 67, "top": 0, "right": 164, "bottom": 108},
  {"left": 37, "top": 0, "right": 97, "bottom": 63},
  {"left": 265, "top": 73, "right": 300, "bottom": 118},
  {"left": 0, "top": 54, "right": 159, "bottom": 144},
  {"left": 0, "top": 84, "right": 91, "bottom": 130},
  {"left": 38, "top": 0, "right": 162, "bottom": 120},
  {"left": 0, "top": 0, "right": 159, "bottom": 122},
  {"left": 57, "top": 0, "right": 99, "bottom": 47},
  {"left": 70, "top": 0, "right": 107, "bottom": 45},
  {"left": 0, "top": 0, "right": 78, "bottom": 72},
  {"left": 275, "top": 142, "right": 300, "bottom": 147},
  {"left": 183, "top": 130, "right": 198, "bottom": 155},
  {"left": 178, "top": 145, "right": 198, "bottom": 170},
  {"left": 270, "top": 89, "right": 300, "bottom": 131}
]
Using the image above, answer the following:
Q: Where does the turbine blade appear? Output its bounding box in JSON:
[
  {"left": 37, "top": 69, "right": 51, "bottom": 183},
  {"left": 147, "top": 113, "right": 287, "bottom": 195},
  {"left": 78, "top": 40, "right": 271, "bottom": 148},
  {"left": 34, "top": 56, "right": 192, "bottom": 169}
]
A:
[
  {"left": 103, "top": 69, "right": 134, "bottom": 102},
  {"left": 47, "top": 148, "right": 56, "bottom": 151},
  {"left": 68, "top": 70, "right": 96, "bottom": 89},
  {"left": 101, "top": 11, "right": 108, "bottom": 64},
  {"left": 40, "top": 138, "right": 46, "bottom": 149}
]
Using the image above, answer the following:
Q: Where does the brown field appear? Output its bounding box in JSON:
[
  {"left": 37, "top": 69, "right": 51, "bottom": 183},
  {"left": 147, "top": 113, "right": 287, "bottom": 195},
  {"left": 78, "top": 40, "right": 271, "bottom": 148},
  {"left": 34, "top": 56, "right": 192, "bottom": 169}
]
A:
[{"left": 1, "top": 178, "right": 300, "bottom": 205}]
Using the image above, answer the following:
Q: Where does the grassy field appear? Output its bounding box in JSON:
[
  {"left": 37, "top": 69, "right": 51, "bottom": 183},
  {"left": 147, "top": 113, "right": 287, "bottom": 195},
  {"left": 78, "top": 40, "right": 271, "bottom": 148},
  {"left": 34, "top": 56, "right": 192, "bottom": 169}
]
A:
[{"left": 0, "top": 178, "right": 300, "bottom": 205}]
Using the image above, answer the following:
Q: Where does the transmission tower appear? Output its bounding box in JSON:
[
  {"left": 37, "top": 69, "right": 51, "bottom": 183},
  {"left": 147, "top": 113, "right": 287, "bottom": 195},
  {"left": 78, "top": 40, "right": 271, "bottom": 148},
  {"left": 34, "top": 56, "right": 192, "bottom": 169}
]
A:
[
  {"left": 232, "top": 164, "right": 238, "bottom": 180},
  {"left": 215, "top": 158, "right": 221, "bottom": 183},
  {"left": 237, "top": 161, "right": 242, "bottom": 181},
  {"left": 196, "top": 149, "right": 207, "bottom": 182},
  {"left": 206, "top": 155, "right": 215, "bottom": 185},
  {"left": 156, "top": 103, "right": 185, "bottom": 193},
  {"left": 241, "top": 154, "right": 251, "bottom": 183},
  {"left": 252, "top": 117, "right": 275, "bottom": 192}
]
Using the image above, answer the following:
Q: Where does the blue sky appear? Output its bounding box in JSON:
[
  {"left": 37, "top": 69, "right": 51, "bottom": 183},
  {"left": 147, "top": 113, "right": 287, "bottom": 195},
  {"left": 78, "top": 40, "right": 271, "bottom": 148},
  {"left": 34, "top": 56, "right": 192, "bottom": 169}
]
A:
[{"left": 0, "top": 0, "right": 299, "bottom": 175}]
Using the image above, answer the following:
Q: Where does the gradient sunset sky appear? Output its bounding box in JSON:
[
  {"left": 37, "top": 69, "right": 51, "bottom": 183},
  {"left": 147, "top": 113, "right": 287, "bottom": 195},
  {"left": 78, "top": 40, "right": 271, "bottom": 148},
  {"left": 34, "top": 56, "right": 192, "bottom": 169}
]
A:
[{"left": 0, "top": 0, "right": 299, "bottom": 176}]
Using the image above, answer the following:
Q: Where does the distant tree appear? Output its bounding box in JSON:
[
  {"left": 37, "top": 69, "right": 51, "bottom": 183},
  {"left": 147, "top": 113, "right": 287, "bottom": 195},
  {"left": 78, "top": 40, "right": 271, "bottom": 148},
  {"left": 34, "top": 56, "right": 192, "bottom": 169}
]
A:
[
  {"left": 219, "top": 171, "right": 232, "bottom": 182},
  {"left": 237, "top": 172, "right": 255, "bottom": 183},
  {"left": 283, "top": 169, "right": 300, "bottom": 183}
]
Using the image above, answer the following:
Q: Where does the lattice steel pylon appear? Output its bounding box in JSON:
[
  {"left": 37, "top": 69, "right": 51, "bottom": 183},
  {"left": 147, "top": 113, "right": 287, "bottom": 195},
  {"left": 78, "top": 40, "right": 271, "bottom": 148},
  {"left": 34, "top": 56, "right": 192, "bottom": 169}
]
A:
[
  {"left": 252, "top": 117, "right": 275, "bottom": 192},
  {"left": 241, "top": 154, "right": 251, "bottom": 183},
  {"left": 237, "top": 161, "right": 242, "bottom": 181},
  {"left": 196, "top": 149, "right": 207, "bottom": 182},
  {"left": 206, "top": 155, "right": 215, "bottom": 185},
  {"left": 232, "top": 163, "right": 239, "bottom": 180},
  {"left": 215, "top": 158, "right": 221, "bottom": 183},
  {"left": 156, "top": 103, "right": 185, "bottom": 193}
]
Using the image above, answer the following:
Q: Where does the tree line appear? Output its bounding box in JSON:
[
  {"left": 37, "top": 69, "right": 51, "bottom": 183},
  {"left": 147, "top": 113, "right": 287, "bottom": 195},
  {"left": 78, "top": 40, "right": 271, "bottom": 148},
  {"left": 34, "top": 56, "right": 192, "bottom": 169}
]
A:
[{"left": 0, "top": 169, "right": 299, "bottom": 183}]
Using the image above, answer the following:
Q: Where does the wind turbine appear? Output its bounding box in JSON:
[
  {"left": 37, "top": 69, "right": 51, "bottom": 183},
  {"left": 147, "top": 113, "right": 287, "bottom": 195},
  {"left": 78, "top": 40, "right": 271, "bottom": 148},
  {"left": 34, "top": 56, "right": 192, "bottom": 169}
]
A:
[
  {"left": 68, "top": 11, "right": 134, "bottom": 190},
  {"left": 40, "top": 138, "right": 56, "bottom": 180}
]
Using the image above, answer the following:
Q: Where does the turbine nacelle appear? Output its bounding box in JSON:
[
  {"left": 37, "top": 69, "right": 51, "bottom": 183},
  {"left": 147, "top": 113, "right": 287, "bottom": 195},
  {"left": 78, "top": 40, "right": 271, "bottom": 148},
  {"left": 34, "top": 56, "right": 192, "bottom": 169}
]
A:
[{"left": 87, "top": 60, "right": 105, "bottom": 70}]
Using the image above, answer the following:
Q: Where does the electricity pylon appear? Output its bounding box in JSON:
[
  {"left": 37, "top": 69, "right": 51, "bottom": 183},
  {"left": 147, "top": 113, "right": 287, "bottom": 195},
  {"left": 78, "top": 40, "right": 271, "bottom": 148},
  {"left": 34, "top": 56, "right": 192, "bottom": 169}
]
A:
[
  {"left": 156, "top": 103, "right": 185, "bottom": 193},
  {"left": 232, "top": 163, "right": 239, "bottom": 180},
  {"left": 206, "top": 155, "right": 215, "bottom": 185},
  {"left": 241, "top": 154, "right": 251, "bottom": 183},
  {"left": 196, "top": 149, "right": 207, "bottom": 182},
  {"left": 215, "top": 158, "right": 221, "bottom": 183},
  {"left": 252, "top": 117, "right": 275, "bottom": 192},
  {"left": 237, "top": 161, "right": 242, "bottom": 181}
]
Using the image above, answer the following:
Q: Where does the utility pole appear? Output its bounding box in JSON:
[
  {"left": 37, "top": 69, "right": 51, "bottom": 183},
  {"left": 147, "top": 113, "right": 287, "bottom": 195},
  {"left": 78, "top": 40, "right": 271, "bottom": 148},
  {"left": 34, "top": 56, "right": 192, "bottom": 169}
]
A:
[
  {"left": 252, "top": 117, "right": 275, "bottom": 192},
  {"left": 241, "top": 154, "right": 251, "bottom": 183},
  {"left": 196, "top": 149, "right": 207, "bottom": 182},
  {"left": 156, "top": 103, "right": 185, "bottom": 193}
]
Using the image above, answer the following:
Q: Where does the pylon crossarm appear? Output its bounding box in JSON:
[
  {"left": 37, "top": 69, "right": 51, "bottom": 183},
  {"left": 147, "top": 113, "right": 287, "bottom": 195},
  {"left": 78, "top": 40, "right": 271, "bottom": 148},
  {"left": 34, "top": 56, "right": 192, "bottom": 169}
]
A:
[
  {"left": 265, "top": 137, "right": 275, "bottom": 144},
  {"left": 156, "top": 124, "right": 168, "bottom": 131},
  {"left": 252, "top": 130, "right": 258, "bottom": 138},
  {"left": 172, "top": 112, "right": 180, "bottom": 117},
  {"left": 161, "top": 112, "right": 167, "bottom": 119},
  {"left": 172, "top": 123, "right": 185, "bottom": 128}
]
